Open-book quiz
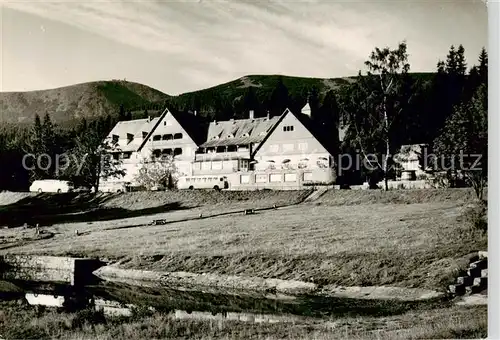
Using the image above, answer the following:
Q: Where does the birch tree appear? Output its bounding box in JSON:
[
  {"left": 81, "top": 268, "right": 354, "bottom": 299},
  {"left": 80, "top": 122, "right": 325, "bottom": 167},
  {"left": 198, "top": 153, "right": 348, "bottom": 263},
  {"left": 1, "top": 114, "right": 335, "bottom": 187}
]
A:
[
  {"left": 340, "top": 42, "right": 413, "bottom": 190},
  {"left": 134, "top": 156, "right": 178, "bottom": 190}
]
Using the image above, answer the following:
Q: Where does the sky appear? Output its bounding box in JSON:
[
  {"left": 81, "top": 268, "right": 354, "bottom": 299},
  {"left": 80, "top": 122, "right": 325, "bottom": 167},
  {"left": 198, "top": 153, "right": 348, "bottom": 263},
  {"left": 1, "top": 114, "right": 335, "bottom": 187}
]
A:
[{"left": 0, "top": 0, "right": 488, "bottom": 95}]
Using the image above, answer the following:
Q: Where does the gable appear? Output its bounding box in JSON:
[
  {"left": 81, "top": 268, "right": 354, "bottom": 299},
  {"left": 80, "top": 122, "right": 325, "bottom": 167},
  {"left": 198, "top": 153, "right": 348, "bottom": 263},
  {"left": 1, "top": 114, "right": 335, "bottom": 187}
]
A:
[
  {"left": 138, "top": 108, "right": 197, "bottom": 151},
  {"left": 254, "top": 109, "right": 331, "bottom": 157}
]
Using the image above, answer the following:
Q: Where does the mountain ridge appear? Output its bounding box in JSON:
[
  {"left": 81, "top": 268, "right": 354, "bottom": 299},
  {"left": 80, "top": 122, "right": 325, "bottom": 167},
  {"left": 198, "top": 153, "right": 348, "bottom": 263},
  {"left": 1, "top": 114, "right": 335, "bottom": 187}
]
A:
[{"left": 0, "top": 73, "right": 435, "bottom": 126}]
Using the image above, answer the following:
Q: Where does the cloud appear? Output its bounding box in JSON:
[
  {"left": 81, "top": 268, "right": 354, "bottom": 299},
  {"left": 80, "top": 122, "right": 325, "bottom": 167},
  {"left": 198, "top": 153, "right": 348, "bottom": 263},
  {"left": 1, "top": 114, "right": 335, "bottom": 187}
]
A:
[{"left": 2, "top": 0, "right": 488, "bottom": 93}]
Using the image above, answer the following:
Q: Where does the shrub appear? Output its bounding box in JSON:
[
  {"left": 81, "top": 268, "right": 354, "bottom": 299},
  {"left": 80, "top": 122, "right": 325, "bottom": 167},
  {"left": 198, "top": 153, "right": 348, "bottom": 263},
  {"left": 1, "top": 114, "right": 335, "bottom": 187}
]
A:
[
  {"left": 71, "top": 308, "right": 106, "bottom": 329},
  {"left": 463, "top": 201, "right": 487, "bottom": 234}
]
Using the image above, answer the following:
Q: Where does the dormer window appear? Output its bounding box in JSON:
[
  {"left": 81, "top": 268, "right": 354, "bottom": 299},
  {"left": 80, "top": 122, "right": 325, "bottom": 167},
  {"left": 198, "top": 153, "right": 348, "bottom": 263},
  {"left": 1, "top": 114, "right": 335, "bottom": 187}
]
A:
[
  {"left": 127, "top": 133, "right": 134, "bottom": 144},
  {"left": 112, "top": 135, "right": 119, "bottom": 144},
  {"left": 226, "top": 134, "right": 234, "bottom": 139},
  {"left": 241, "top": 133, "right": 249, "bottom": 137},
  {"left": 213, "top": 135, "right": 220, "bottom": 140}
]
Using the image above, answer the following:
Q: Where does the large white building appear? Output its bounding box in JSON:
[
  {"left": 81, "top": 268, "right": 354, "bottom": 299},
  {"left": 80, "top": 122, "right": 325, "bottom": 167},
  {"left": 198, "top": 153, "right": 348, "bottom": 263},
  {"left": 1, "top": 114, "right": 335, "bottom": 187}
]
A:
[
  {"left": 100, "top": 104, "right": 343, "bottom": 190},
  {"left": 100, "top": 108, "right": 205, "bottom": 188}
]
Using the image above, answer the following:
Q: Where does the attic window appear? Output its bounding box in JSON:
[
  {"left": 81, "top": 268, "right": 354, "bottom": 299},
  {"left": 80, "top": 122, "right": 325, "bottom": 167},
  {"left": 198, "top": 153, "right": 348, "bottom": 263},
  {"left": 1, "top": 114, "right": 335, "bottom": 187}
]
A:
[
  {"left": 173, "top": 133, "right": 183, "bottom": 140},
  {"left": 153, "top": 135, "right": 162, "bottom": 141}
]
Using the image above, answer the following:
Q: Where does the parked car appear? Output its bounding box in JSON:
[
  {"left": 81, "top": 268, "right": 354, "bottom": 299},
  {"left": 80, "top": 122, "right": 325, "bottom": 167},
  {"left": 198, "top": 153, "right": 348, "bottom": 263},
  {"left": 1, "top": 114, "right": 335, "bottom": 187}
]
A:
[
  {"left": 73, "top": 186, "right": 92, "bottom": 193},
  {"left": 98, "top": 181, "right": 129, "bottom": 193},
  {"left": 29, "top": 180, "right": 74, "bottom": 193}
]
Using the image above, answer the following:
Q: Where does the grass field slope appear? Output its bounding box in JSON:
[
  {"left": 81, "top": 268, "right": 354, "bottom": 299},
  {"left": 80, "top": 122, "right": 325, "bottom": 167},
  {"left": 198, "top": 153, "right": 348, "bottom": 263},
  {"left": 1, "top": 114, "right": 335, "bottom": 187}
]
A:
[{"left": 0, "top": 188, "right": 486, "bottom": 292}]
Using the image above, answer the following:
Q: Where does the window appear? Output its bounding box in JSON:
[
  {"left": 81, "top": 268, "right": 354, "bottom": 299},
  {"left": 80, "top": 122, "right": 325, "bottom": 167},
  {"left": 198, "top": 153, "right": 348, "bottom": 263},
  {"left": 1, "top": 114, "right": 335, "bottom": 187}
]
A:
[
  {"left": 298, "top": 143, "right": 308, "bottom": 151},
  {"left": 165, "top": 120, "right": 172, "bottom": 126},
  {"left": 112, "top": 135, "right": 119, "bottom": 143},
  {"left": 284, "top": 173, "right": 297, "bottom": 182},
  {"left": 152, "top": 149, "right": 161, "bottom": 158},
  {"left": 240, "top": 175, "right": 250, "bottom": 184},
  {"left": 283, "top": 125, "right": 294, "bottom": 132},
  {"left": 162, "top": 134, "right": 173, "bottom": 141},
  {"left": 216, "top": 146, "right": 225, "bottom": 153},
  {"left": 142, "top": 132, "right": 148, "bottom": 139},
  {"left": 270, "top": 174, "right": 282, "bottom": 182},
  {"left": 127, "top": 133, "right": 134, "bottom": 143},
  {"left": 283, "top": 144, "right": 294, "bottom": 152},
  {"left": 212, "top": 161, "right": 222, "bottom": 170},
  {"left": 227, "top": 145, "right": 237, "bottom": 152},
  {"left": 303, "top": 172, "right": 313, "bottom": 181},
  {"left": 256, "top": 174, "right": 267, "bottom": 183},
  {"left": 240, "top": 160, "right": 249, "bottom": 169},
  {"left": 122, "top": 152, "right": 132, "bottom": 159},
  {"left": 112, "top": 153, "right": 120, "bottom": 160},
  {"left": 173, "top": 133, "right": 183, "bottom": 140},
  {"left": 174, "top": 148, "right": 183, "bottom": 156},
  {"left": 202, "top": 162, "right": 211, "bottom": 170},
  {"left": 153, "top": 135, "right": 162, "bottom": 141},
  {"left": 269, "top": 144, "right": 279, "bottom": 153}
]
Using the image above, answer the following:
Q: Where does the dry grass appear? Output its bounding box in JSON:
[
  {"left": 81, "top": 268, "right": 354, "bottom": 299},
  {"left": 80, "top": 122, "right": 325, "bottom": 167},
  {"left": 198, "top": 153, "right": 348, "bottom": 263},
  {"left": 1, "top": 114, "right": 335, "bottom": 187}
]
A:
[
  {"left": 315, "top": 188, "right": 480, "bottom": 206},
  {"left": 2, "top": 194, "right": 485, "bottom": 289},
  {"left": 0, "top": 301, "right": 487, "bottom": 340},
  {"left": 99, "top": 190, "right": 312, "bottom": 211},
  {"left": 0, "top": 191, "right": 34, "bottom": 206}
]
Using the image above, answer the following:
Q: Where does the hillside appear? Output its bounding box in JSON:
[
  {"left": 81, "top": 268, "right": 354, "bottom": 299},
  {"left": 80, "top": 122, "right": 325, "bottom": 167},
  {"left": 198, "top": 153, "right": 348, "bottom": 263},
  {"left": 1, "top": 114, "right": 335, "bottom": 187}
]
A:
[
  {"left": 151, "top": 73, "right": 435, "bottom": 120},
  {"left": 0, "top": 73, "right": 436, "bottom": 126},
  {"left": 0, "top": 80, "right": 170, "bottom": 125}
]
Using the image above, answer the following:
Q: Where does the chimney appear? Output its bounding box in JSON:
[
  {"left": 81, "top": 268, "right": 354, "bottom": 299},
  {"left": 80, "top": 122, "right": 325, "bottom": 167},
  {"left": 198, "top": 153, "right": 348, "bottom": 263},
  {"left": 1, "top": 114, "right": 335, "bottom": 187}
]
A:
[
  {"left": 194, "top": 110, "right": 197, "bottom": 116},
  {"left": 266, "top": 111, "right": 270, "bottom": 120},
  {"left": 249, "top": 110, "right": 254, "bottom": 120}
]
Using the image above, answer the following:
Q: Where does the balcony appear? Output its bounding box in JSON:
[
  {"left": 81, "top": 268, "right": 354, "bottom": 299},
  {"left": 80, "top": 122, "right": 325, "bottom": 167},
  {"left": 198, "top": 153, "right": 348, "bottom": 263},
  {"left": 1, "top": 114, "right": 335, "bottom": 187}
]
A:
[{"left": 194, "top": 150, "right": 250, "bottom": 162}]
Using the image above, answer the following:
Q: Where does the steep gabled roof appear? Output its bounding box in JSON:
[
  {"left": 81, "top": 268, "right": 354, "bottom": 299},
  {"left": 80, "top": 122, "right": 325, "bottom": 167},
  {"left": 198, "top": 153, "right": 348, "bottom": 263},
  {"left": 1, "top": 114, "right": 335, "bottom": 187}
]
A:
[
  {"left": 108, "top": 118, "right": 149, "bottom": 139},
  {"left": 252, "top": 108, "right": 337, "bottom": 156},
  {"left": 200, "top": 117, "right": 279, "bottom": 148},
  {"left": 137, "top": 107, "right": 207, "bottom": 151},
  {"left": 170, "top": 110, "right": 208, "bottom": 145}
]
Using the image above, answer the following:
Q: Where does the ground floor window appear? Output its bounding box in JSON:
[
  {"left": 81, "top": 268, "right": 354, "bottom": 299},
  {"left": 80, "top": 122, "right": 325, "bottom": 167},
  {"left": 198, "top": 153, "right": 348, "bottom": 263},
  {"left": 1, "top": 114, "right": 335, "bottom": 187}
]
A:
[
  {"left": 303, "top": 172, "right": 313, "bottom": 181},
  {"left": 270, "top": 174, "right": 282, "bottom": 182},
  {"left": 284, "top": 173, "right": 297, "bottom": 182},
  {"left": 212, "top": 161, "right": 222, "bottom": 170},
  {"left": 255, "top": 174, "right": 267, "bottom": 183},
  {"left": 240, "top": 175, "right": 250, "bottom": 184}
]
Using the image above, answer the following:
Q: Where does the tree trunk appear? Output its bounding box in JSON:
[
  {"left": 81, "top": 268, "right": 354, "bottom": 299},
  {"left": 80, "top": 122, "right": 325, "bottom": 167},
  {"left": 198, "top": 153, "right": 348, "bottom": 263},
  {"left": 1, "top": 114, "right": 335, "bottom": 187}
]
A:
[
  {"left": 383, "top": 98, "right": 390, "bottom": 191},
  {"left": 94, "top": 156, "right": 101, "bottom": 194}
]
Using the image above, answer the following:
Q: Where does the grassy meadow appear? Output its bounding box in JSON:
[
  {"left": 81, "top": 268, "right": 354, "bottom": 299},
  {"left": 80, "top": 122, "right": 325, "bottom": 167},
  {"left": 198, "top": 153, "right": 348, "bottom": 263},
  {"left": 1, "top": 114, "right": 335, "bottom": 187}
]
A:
[{"left": 0, "top": 189, "right": 486, "bottom": 291}]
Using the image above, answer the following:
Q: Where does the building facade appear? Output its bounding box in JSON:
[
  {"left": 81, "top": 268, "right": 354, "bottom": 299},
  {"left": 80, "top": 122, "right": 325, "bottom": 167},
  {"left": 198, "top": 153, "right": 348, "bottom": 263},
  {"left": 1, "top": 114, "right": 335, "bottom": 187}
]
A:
[{"left": 100, "top": 104, "right": 341, "bottom": 190}]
